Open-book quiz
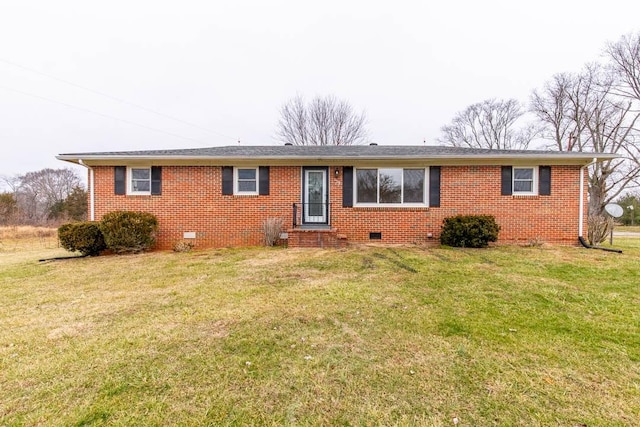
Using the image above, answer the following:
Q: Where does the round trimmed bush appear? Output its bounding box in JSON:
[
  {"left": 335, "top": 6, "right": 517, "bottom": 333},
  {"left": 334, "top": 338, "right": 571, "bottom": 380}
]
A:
[
  {"left": 58, "top": 222, "right": 106, "bottom": 256},
  {"left": 440, "top": 215, "right": 500, "bottom": 248},
  {"left": 99, "top": 211, "right": 158, "bottom": 254}
]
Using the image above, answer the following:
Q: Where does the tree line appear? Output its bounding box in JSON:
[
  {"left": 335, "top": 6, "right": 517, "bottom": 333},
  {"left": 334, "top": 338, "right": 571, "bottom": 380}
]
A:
[{"left": 0, "top": 168, "right": 87, "bottom": 226}]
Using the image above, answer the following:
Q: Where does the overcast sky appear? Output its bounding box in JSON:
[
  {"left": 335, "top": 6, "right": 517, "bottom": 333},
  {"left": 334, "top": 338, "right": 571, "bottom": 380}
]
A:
[{"left": 1, "top": 0, "right": 639, "bottom": 185}]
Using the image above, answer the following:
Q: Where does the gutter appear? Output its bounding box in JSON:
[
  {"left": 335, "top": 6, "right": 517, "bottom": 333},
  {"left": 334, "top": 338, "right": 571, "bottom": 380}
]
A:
[
  {"left": 78, "top": 159, "right": 95, "bottom": 221},
  {"left": 56, "top": 152, "right": 618, "bottom": 163}
]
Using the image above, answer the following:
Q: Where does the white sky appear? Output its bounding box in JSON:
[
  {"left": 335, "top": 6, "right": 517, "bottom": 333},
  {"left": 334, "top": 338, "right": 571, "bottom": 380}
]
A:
[{"left": 1, "top": 0, "right": 639, "bottom": 184}]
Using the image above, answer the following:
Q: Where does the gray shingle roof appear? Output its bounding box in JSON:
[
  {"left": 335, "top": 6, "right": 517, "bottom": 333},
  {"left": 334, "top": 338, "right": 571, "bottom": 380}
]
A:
[{"left": 58, "top": 144, "right": 612, "bottom": 160}]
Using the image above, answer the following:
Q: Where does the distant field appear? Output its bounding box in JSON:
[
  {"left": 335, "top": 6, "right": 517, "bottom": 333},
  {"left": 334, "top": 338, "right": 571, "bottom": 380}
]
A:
[
  {"left": 1, "top": 233, "right": 639, "bottom": 426},
  {"left": 0, "top": 225, "right": 56, "bottom": 240},
  {"left": 617, "top": 225, "right": 640, "bottom": 233}
]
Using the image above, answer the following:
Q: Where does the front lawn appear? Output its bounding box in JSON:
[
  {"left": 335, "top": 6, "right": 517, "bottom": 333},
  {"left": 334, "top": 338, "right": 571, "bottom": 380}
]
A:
[{"left": 1, "top": 236, "right": 639, "bottom": 426}]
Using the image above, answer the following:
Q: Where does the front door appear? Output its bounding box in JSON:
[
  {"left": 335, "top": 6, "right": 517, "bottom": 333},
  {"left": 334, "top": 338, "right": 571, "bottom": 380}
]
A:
[{"left": 303, "top": 168, "right": 327, "bottom": 224}]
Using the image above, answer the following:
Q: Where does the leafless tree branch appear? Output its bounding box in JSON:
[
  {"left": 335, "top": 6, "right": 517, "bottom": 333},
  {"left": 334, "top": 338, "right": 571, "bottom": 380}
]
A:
[
  {"left": 438, "top": 99, "right": 538, "bottom": 149},
  {"left": 530, "top": 62, "right": 640, "bottom": 243},
  {"left": 276, "top": 95, "right": 368, "bottom": 146},
  {"left": 607, "top": 32, "right": 640, "bottom": 101},
  {"left": 7, "top": 168, "right": 83, "bottom": 224}
]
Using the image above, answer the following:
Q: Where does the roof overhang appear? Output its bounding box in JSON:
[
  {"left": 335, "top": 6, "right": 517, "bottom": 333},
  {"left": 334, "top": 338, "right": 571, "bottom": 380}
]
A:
[
  {"left": 57, "top": 153, "right": 617, "bottom": 168},
  {"left": 56, "top": 145, "right": 621, "bottom": 168}
]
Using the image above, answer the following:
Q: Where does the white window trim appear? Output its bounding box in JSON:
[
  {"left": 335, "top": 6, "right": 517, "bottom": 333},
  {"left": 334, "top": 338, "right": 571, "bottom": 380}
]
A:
[
  {"left": 354, "top": 167, "right": 429, "bottom": 207},
  {"left": 127, "top": 166, "right": 151, "bottom": 195},
  {"left": 512, "top": 166, "right": 538, "bottom": 196},
  {"left": 234, "top": 167, "right": 259, "bottom": 195}
]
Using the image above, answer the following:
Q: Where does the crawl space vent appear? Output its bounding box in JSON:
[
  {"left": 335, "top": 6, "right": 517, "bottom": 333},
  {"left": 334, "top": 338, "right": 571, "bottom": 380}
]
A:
[{"left": 369, "top": 232, "right": 382, "bottom": 240}]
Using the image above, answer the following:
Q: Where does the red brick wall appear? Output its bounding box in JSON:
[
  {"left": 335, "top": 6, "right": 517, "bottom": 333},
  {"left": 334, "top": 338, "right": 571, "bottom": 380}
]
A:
[
  {"left": 92, "top": 165, "right": 299, "bottom": 249},
  {"left": 90, "top": 164, "right": 586, "bottom": 249},
  {"left": 331, "top": 165, "right": 585, "bottom": 246}
]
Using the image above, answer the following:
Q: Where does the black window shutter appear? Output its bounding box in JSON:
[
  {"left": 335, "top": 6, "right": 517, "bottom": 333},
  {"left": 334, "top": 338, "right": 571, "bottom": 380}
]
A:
[
  {"left": 258, "top": 166, "right": 270, "bottom": 195},
  {"left": 114, "top": 166, "right": 126, "bottom": 195},
  {"left": 342, "top": 167, "right": 353, "bottom": 207},
  {"left": 429, "top": 166, "right": 441, "bottom": 207},
  {"left": 539, "top": 166, "right": 551, "bottom": 195},
  {"left": 501, "top": 166, "right": 513, "bottom": 196},
  {"left": 151, "top": 166, "right": 162, "bottom": 195},
  {"left": 222, "top": 166, "right": 233, "bottom": 195}
]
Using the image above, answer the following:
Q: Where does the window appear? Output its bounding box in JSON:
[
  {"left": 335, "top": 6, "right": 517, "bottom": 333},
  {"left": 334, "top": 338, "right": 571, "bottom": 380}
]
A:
[
  {"left": 356, "top": 169, "right": 377, "bottom": 203},
  {"left": 116, "top": 166, "right": 161, "bottom": 196},
  {"left": 513, "top": 167, "right": 537, "bottom": 195},
  {"left": 129, "top": 167, "right": 151, "bottom": 194},
  {"left": 355, "top": 168, "right": 426, "bottom": 205},
  {"left": 235, "top": 167, "right": 258, "bottom": 194},
  {"left": 403, "top": 169, "right": 425, "bottom": 203},
  {"left": 222, "top": 166, "right": 269, "bottom": 196}
]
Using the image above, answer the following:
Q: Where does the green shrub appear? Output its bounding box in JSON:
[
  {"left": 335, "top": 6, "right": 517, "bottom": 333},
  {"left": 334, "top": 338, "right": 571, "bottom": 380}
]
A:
[
  {"left": 440, "top": 215, "right": 500, "bottom": 248},
  {"left": 58, "top": 222, "right": 106, "bottom": 256},
  {"left": 99, "top": 211, "right": 158, "bottom": 254}
]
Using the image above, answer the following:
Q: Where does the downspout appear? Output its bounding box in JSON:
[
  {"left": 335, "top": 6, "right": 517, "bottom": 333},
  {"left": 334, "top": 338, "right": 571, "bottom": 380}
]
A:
[
  {"left": 578, "top": 158, "right": 597, "bottom": 238},
  {"left": 78, "top": 159, "right": 95, "bottom": 221},
  {"left": 577, "top": 157, "right": 622, "bottom": 253}
]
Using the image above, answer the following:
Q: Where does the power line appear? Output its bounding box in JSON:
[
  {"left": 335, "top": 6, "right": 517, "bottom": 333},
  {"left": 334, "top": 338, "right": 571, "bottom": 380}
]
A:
[
  {"left": 0, "top": 84, "right": 211, "bottom": 145},
  {"left": 0, "top": 58, "right": 240, "bottom": 142}
]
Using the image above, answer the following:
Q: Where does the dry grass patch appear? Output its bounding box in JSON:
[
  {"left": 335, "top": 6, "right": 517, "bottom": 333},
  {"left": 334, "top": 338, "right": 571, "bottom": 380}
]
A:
[
  {"left": 0, "top": 225, "right": 57, "bottom": 239},
  {"left": 617, "top": 225, "right": 640, "bottom": 233},
  {"left": 0, "top": 226, "right": 61, "bottom": 264}
]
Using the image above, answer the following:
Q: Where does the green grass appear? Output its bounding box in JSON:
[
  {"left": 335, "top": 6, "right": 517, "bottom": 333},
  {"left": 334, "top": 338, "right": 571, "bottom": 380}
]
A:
[{"left": 1, "top": 237, "right": 639, "bottom": 426}]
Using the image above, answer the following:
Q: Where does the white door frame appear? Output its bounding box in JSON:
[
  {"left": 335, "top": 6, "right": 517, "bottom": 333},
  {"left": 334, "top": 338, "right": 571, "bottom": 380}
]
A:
[{"left": 303, "top": 168, "right": 327, "bottom": 224}]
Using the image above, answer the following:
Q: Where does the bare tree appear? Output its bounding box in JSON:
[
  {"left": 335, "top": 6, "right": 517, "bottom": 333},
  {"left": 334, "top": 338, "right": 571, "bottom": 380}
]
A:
[
  {"left": 13, "top": 168, "right": 83, "bottom": 224},
  {"left": 0, "top": 175, "right": 21, "bottom": 193},
  {"left": 530, "top": 73, "right": 580, "bottom": 151},
  {"left": 438, "top": 99, "right": 538, "bottom": 150},
  {"left": 276, "top": 95, "right": 368, "bottom": 146},
  {"left": 530, "top": 64, "right": 640, "bottom": 243},
  {"left": 606, "top": 32, "right": 640, "bottom": 100}
]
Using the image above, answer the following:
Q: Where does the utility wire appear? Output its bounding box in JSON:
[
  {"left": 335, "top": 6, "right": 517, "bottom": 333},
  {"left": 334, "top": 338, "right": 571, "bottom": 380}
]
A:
[
  {"left": 0, "top": 85, "right": 210, "bottom": 145},
  {"left": 0, "top": 58, "right": 240, "bottom": 142}
]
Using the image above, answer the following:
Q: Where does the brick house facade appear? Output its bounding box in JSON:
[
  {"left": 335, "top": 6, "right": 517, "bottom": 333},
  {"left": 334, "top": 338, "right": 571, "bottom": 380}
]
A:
[{"left": 57, "top": 145, "right": 611, "bottom": 249}]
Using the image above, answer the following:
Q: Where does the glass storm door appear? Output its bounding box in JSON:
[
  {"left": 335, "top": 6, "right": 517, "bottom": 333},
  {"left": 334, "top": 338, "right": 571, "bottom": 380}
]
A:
[{"left": 304, "top": 169, "right": 327, "bottom": 224}]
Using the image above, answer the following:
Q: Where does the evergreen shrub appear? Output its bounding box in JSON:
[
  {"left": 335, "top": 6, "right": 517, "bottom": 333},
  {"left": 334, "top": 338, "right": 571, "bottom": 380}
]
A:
[
  {"left": 58, "top": 222, "right": 106, "bottom": 256},
  {"left": 440, "top": 215, "right": 500, "bottom": 248},
  {"left": 99, "top": 211, "right": 158, "bottom": 254}
]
